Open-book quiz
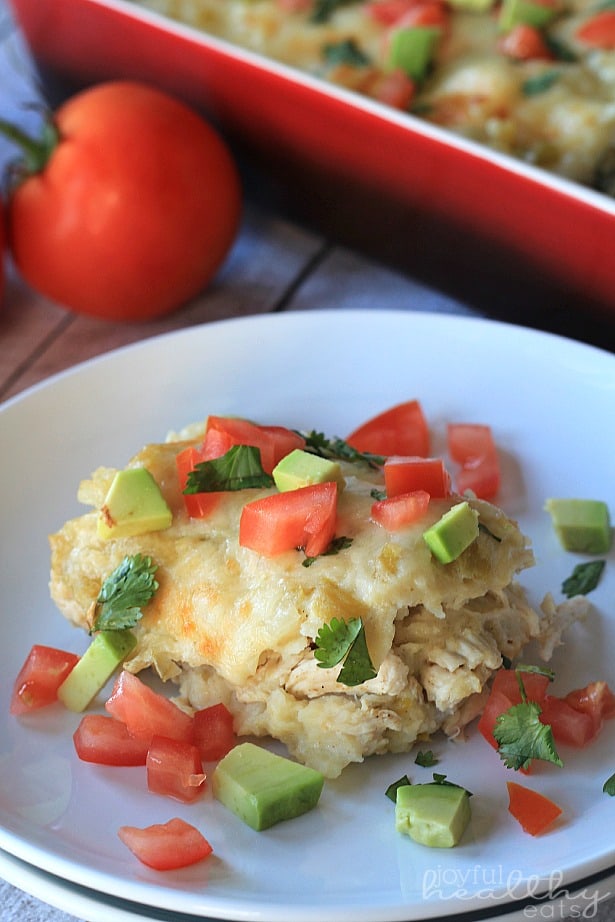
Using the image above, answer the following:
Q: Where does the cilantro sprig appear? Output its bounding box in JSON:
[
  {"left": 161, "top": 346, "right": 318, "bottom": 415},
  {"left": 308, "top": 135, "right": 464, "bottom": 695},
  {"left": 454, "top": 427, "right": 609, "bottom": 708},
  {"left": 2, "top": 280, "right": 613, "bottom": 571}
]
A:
[
  {"left": 493, "top": 666, "right": 562, "bottom": 771},
  {"left": 562, "top": 560, "right": 606, "bottom": 598},
  {"left": 314, "top": 616, "right": 377, "bottom": 686},
  {"left": 183, "top": 445, "right": 274, "bottom": 494},
  {"left": 603, "top": 773, "right": 615, "bottom": 796},
  {"left": 300, "top": 430, "right": 385, "bottom": 469},
  {"left": 91, "top": 554, "right": 159, "bottom": 634}
]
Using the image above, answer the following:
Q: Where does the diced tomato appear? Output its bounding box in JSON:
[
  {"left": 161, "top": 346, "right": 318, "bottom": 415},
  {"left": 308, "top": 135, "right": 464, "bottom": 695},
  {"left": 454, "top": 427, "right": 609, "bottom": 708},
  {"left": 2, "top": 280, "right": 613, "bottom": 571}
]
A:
[
  {"left": 277, "top": 0, "right": 312, "bottom": 11},
  {"left": 73, "top": 714, "right": 150, "bottom": 766},
  {"left": 175, "top": 445, "right": 223, "bottom": 518},
  {"left": 146, "top": 736, "right": 207, "bottom": 802},
  {"left": 498, "top": 23, "right": 554, "bottom": 60},
  {"left": 239, "top": 481, "right": 337, "bottom": 558},
  {"left": 393, "top": 1, "right": 449, "bottom": 29},
  {"left": 369, "top": 69, "right": 416, "bottom": 109},
  {"left": 203, "top": 417, "right": 303, "bottom": 474},
  {"left": 575, "top": 10, "right": 615, "bottom": 48},
  {"left": 447, "top": 423, "right": 500, "bottom": 499},
  {"left": 564, "top": 681, "right": 615, "bottom": 735},
  {"left": 193, "top": 703, "right": 236, "bottom": 761},
  {"left": 11, "top": 645, "right": 79, "bottom": 715},
  {"left": 366, "top": 0, "right": 427, "bottom": 25},
  {"left": 259, "top": 425, "right": 306, "bottom": 467},
  {"left": 478, "top": 670, "right": 550, "bottom": 750},
  {"left": 371, "top": 489, "right": 430, "bottom": 530},
  {"left": 105, "top": 671, "right": 194, "bottom": 745},
  {"left": 118, "top": 817, "right": 213, "bottom": 870},
  {"left": 477, "top": 688, "right": 514, "bottom": 750},
  {"left": 383, "top": 455, "right": 451, "bottom": 498},
  {"left": 506, "top": 781, "right": 562, "bottom": 836},
  {"left": 539, "top": 695, "right": 596, "bottom": 748},
  {"left": 346, "top": 399, "right": 429, "bottom": 458}
]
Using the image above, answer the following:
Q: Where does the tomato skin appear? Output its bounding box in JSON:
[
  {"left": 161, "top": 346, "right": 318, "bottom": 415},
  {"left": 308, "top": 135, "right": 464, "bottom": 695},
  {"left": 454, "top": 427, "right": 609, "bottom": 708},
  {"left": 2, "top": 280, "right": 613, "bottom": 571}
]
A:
[
  {"left": 383, "top": 456, "right": 450, "bottom": 498},
  {"left": 506, "top": 781, "right": 562, "bottom": 836},
  {"left": 73, "top": 714, "right": 150, "bottom": 765},
  {"left": 564, "top": 681, "right": 615, "bottom": 734},
  {"left": 539, "top": 695, "right": 596, "bottom": 747},
  {"left": 346, "top": 399, "right": 429, "bottom": 457},
  {"left": 239, "top": 481, "right": 337, "bottom": 557},
  {"left": 105, "top": 671, "right": 194, "bottom": 745},
  {"left": 193, "top": 703, "right": 236, "bottom": 761},
  {"left": 10, "top": 645, "right": 79, "bottom": 715},
  {"left": 118, "top": 817, "right": 213, "bottom": 870},
  {"left": 8, "top": 81, "right": 241, "bottom": 321},
  {"left": 146, "top": 736, "right": 207, "bottom": 802}
]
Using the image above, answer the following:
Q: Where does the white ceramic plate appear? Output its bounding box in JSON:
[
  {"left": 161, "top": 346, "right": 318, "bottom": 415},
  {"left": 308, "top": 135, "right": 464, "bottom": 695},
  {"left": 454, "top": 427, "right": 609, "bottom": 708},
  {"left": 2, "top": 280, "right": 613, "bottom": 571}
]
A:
[{"left": 0, "top": 310, "right": 614, "bottom": 922}]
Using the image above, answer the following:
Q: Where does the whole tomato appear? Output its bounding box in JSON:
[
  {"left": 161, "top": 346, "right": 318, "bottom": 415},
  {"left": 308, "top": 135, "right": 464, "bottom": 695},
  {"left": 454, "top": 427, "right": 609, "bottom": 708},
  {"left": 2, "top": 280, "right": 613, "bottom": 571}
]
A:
[{"left": 5, "top": 81, "right": 241, "bottom": 321}]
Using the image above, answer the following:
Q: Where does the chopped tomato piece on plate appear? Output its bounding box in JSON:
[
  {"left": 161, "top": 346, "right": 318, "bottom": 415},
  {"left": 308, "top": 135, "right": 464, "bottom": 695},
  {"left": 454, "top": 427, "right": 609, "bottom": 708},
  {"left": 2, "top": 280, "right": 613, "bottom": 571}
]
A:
[
  {"left": 105, "top": 671, "right": 194, "bottom": 745},
  {"left": 146, "top": 736, "right": 207, "bottom": 802},
  {"left": 371, "top": 490, "right": 430, "bottom": 530},
  {"left": 498, "top": 23, "right": 554, "bottom": 60},
  {"left": 193, "top": 703, "right": 236, "bottom": 761},
  {"left": 204, "top": 416, "right": 303, "bottom": 473},
  {"left": 118, "top": 817, "right": 213, "bottom": 870},
  {"left": 477, "top": 670, "right": 550, "bottom": 750},
  {"left": 575, "top": 10, "right": 615, "bottom": 48},
  {"left": 383, "top": 456, "right": 450, "bottom": 498},
  {"left": 73, "top": 714, "right": 150, "bottom": 765},
  {"left": 564, "top": 680, "right": 615, "bottom": 735},
  {"left": 175, "top": 445, "right": 223, "bottom": 518},
  {"left": 10, "top": 645, "right": 79, "bottom": 715},
  {"left": 346, "top": 399, "right": 429, "bottom": 458},
  {"left": 239, "top": 481, "right": 337, "bottom": 558},
  {"left": 447, "top": 423, "right": 500, "bottom": 499},
  {"left": 506, "top": 781, "right": 562, "bottom": 836},
  {"left": 539, "top": 695, "right": 596, "bottom": 747},
  {"left": 366, "top": 0, "right": 429, "bottom": 24}
]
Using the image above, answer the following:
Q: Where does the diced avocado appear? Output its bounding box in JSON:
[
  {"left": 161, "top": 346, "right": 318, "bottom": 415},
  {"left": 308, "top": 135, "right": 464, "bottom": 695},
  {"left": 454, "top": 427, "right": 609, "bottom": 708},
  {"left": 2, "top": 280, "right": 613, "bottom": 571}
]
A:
[
  {"left": 388, "top": 26, "right": 441, "bottom": 82},
  {"left": 57, "top": 630, "right": 137, "bottom": 712},
  {"left": 423, "top": 501, "right": 479, "bottom": 563},
  {"left": 272, "top": 449, "right": 344, "bottom": 493},
  {"left": 97, "top": 467, "right": 172, "bottom": 540},
  {"left": 498, "top": 0, "right": 557, "bottom": 31},
  {"left": 545, "top": 498, "right": 611, "bottom": 554},
  {"left": 212, "top": 742, "right": 324, "bottom": 831},
  {"left": 395, "top": 783, "right": 471, "bottom": 847}
]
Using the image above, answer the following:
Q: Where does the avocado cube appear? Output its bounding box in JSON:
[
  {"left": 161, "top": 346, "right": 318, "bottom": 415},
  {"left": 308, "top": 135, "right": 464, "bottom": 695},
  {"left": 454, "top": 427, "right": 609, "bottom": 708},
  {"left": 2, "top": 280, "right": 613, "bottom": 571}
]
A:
[
  {"left": 212, "top": 742, "right": 324, "bottom": 830},
  {"left": 498, "top": 0, "right": 557, "bottom": 31},
  {"left": 272, "top": 449, "right": 344, "bottom": 493},
  {"left": 57, "top": 630, "right": 137, "bottom": 712},
  {"left": 545, "top": 498, "right": 611, "bottom": 554},
  {"left": 395, "top": 783, "right": 471, "bottom": 847},
  {"left": 388, "top": 26, "right": 441, "bottom": 82},
  {"left": 423, "top": 501, "right": 479, "bottom": 563},
  {"left": 98, "top": 467, "right": 172, "bottom": 539}
]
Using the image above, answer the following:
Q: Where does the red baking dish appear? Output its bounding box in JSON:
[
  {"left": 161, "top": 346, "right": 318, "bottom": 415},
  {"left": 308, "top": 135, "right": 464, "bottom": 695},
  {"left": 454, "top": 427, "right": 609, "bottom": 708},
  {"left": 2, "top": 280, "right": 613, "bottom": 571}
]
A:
[{"left": 9, "top": 0, "right": 615, "bottom": 317}]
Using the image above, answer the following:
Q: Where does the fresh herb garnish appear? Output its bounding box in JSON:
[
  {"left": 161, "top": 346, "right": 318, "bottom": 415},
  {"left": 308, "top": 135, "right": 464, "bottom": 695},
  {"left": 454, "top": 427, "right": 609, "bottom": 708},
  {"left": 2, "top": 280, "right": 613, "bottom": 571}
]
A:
[
  {"left": 370, "top": 488, "right": 386, "bottom": 501},
  {"left": 522, "top": 70, "right": 560, "bottom": 96},
  {"left": 562, "top": 560, "right": 606, "bottom": 598},
  {"left": 302, "top": 535, "right": 353, "bottom": 567},
  {"left": 385, "top": 774, "right": 411, "bottom": 802},
  {"left": 300, "top": 430, "right": 385, "bottom": 468},
  {"left": 183, "top": 444, "right": 274, "bottom": 494},
  {"left": 314, "top": 616, "right": 377, "bottom": 686},
  {"left": 310, "top": 0, "right": 354, "bottom": 22},
  {"left": 415, "top": 749, "right": 438, "bottom": 767},
  {"left": 91, "top": 554, "right": 158, "bottom": 634},
  {"left": 430, "top": 773, "right": 472, "bottom": 796},
  {"left": 322, "top": 38, "right": 370, "bottom": 67},
  {"left": 603, "top": 772, "right": 615, "bottom": 796},
  {"left": 494, "top": 701, "right": 563, "bottom": 771}
]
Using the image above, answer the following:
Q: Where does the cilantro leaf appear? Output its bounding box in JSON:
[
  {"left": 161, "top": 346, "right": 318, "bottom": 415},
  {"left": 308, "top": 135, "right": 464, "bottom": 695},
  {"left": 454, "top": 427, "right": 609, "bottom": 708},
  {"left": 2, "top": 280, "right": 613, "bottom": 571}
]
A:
[
  {"left": 302, "top": 535, "right": 353, "bottom": 567},
  {"left": 561, "top": 560, "right": 606, "bottom": 598},
  {"left": 322, "top": 38, "right": 370, "bottom": 68},
  {"left": 603, "top": 773, "right": 615, "bottom": 796},
  {"left": 92, "top": 554, "right": 158, "bottom": 633},
  {"left": 385, "top": 774, "right": 411, "bottom": 802},
  {"left": 314, "top": 616, "right": 377, "bottom": 686},
  {"left": 183, "top": 444, "right": 274, "bottom": 494},
  {"left": 494, "top": 701, "right": 563, "bottom": 771},
  {"left": 415, "top": 750, "right": 438, "bottom": 767},
  {"left": 300, "top": 430, "right": 385, "bottom": 468},
  {"left": 430, "top": 773, "right": 472, "bottom": 796}
]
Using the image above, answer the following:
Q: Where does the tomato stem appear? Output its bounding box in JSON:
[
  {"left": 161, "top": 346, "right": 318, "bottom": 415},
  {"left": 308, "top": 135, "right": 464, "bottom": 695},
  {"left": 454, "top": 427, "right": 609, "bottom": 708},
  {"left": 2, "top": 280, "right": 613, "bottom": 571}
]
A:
[{"left": 0, "top": 117, "right": 59, "bottom": 176}]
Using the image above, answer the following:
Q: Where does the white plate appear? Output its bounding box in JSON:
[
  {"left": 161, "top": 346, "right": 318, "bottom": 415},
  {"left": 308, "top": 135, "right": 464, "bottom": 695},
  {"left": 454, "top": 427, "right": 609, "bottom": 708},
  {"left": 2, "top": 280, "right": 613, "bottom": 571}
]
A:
[{"left": 0, "top": 310, "right": 614, "bottom": 922}]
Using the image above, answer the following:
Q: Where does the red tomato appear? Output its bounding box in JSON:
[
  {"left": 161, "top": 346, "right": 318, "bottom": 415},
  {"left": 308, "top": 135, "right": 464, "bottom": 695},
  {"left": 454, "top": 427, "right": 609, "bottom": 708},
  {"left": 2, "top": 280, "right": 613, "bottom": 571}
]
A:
[
  {"left": 118, "top": 818, "right": 213, "bottom": 870},
  {"left": 564, "top": 681, "right": 615, "bottom": 734},
  {"left": 371, "top": 490, "right": 430, "bottom": 530},
  {"left": 575, "top": 10, "right": 615, "bottom": 48},
  {"left": 175, "top": 445, "right": 223, "bottom": 519},
  {"left": 73, "top": 714, "right": 150, "bottom": 766},
  {"left": 366, "top": 0, "right": 427, "bottom": 24},
  {"left": 447, "top": 423, "right": 500, "bottom": 499},
  {"left": 368, "top": 69, "right": 416, "bottom": 109},
  {"left": 498, "top": 24, "right": 554, "bottom": 60},
  {"left": 393, "top": 2, "right": 449, "bottom": 29},
  {"left": 477, "top": 688, "right": 514, "bottom": 750},
  {"left": 506, "top": 781, "right": 562, "bottom": 836},
  {"left": 346, "top": 399, "right": 430, "bottom": 457},
  {"left": 105, "top": 671, "right": 194, "bottom": 745},
  {"left": 383, "top": 456, "right": 450, "bottom": 498},
  {"left": 204, "top": 417, "right": 304, "bottom": 474},
  {"left": 10, "top": 645, "right": 79, "bottom": 715},
  {"left": 239, "top": 481, "right": 337, "bottom": 557},
  {"left": 193, "top": 703, "right": 236, "bottom": 761},
  {"left": 539, "top": 695, "right": 596, "bottom": 747},
  {"left": 6, "top": 81, "right": 241, "bottom": 321},
  {"left": 147, "top": 736, "right": 207, "bottom": 802},
  {"left": 477, "top": 670, "right": 550, "bottom": 750}
]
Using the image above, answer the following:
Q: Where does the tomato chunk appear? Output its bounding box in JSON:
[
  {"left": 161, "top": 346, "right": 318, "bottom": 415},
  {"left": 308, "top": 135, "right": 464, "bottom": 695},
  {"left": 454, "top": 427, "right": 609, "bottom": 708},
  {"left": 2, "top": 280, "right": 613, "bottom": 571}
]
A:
[
  {"left": 239, "top": 481, "right": 337, "bottom": 558},
  {"left": 204, "top": 417, "right": 303, "bottom": 474},
  {"left": 384, "top": 456, "right": 450, "bottom": 498},
  {"left": 539, "top": 695, "right": 596, "bottom": 748},
  {"left": 506, "top": 781, "right": 562, "bottom": 836},
  {"left": 576, "top": 10, "right": 615, "bottom": 48},
  {"left": 346, "top": 399, "right": 429, "bottom": 458},
  {"left": 118, "top": 817, "right": 213, "bottom": 870},
  {"left": 73, "top": 714, "right": 150, "bottom": 765},
  {"left": 564, "top": 681, "right": 615, "bottom": 735},
  {"left": 175, "top": 445, "right": 223, "bottom": 518},
  {"left": 147, "top": 736, "right": 207, "bottom": 802},
  {"left": 371, "top": 490, "right": 430, "bottom": 530},
  {"left": 447, "top": 423, "right": 500, "bottom": 499},
  {"left": 478, "top": 670, "right": 550, "bottom": 750},
  {"left": 193, "top": 703, "right": 236, "bottom": 761},
  {"left": 105, "top": 671, "right": 194, "bottom": 745},
  {"left": 11, "top": 645, "right": 79, "bottom": 715}
]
